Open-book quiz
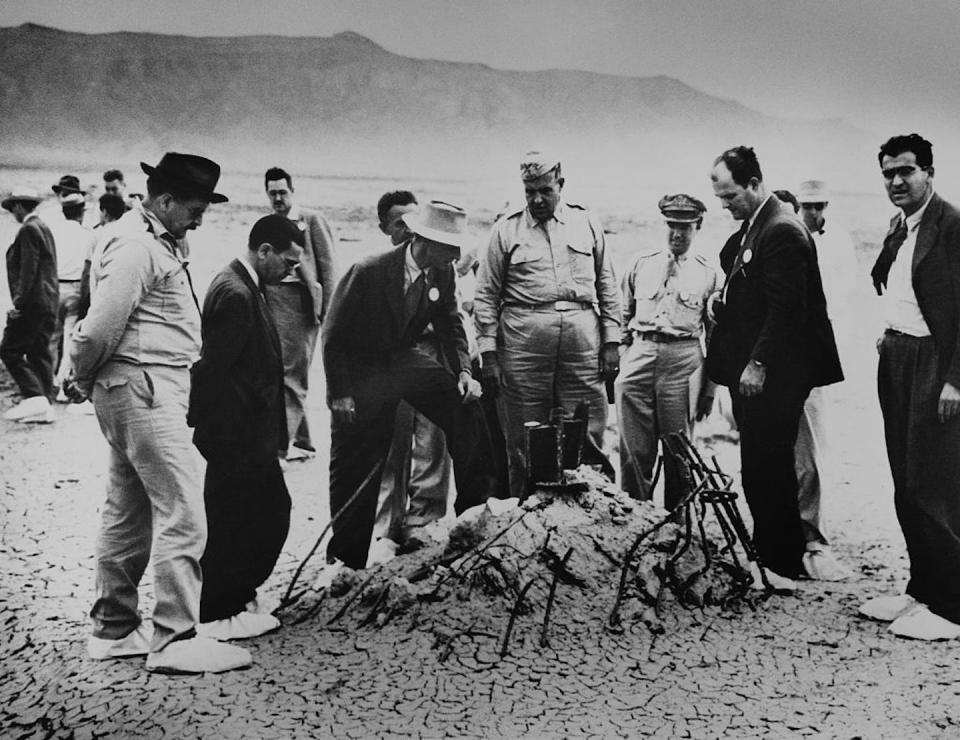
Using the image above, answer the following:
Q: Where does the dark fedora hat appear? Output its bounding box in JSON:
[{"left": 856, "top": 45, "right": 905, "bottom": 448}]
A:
[
  {"left": 52, "top": 174, "right": 84, "bottom": 195},
  {"left": 140, "top": 152, "right": 228, "bottom": 204}
]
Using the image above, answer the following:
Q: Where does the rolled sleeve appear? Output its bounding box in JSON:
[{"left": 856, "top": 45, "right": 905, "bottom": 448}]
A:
[{"left": 590, "top": 215, "right": 622, "bottom": 344}]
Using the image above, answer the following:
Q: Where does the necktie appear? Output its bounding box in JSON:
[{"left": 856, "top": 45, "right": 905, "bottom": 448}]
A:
[
  {"left": 404, "top": 271, "right": 426, "bottom": 328},
  {"left": 871, "top": 219, "right": 908, "bottom": 295},
  {"left": 664, "top": 254, "right": 679, "bottom": 288}
]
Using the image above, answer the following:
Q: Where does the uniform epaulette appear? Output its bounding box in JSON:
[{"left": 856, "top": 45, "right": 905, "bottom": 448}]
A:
[
  {"left": 636, "top": 249, "right": 664, "bottom": 260},
  {"left": 693, "top": 253, "right": 709, "bottom": 265},
  {"left": 503, "top": 207, "right": 525, "bottom": 221},
  {"left": 565, "top": 202, "right": 588, "bottom": 211}
]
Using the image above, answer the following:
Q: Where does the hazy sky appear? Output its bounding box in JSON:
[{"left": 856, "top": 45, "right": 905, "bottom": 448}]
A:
[{"left": 3, "top": 0, "right": 960, "bottom": 146}]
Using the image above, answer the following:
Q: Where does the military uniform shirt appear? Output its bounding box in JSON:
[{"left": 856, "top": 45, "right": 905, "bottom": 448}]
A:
[
  {"left": 622, "top": 249, "right": 717, "bottom": 342},
  {"left": 474, "top": 202, "right": 620, "bottom": 353}
]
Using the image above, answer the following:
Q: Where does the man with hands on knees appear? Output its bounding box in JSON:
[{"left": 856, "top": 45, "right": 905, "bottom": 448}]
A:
[{"left": 322, "top": 200, "right": 499, "bottom": 570}]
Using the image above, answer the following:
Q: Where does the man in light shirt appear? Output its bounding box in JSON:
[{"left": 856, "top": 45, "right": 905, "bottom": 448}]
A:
[
  {"left": 860, "top": 134, "right": 960, "bottom": 640},
  {"left": 474, "top": 149, "right": 621, "bottom": 497},
  {"left": 67, "top": 152, "right": 251, "bottom": 674},
  {"left": 791, "top": 180, "right": 858, "bottom": 581},
  {"left": 49, "top": 192, "right": 96, "bottom": 397},
  {"left": 263, "top": 167, "right": 338, "bottom": 462}
]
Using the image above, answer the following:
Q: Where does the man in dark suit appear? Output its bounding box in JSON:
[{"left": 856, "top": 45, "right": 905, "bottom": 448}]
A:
[
  {"left": 1, "top": 188, "right": 58, "bottom": 423},
  {"left": 859, "top": 134, "right": 960, "bottom": 640},
  {"left": 188, "top": 214, "right": 305, "bottom": 641},
  {"left": 263, "top": 167, "right": 338, "bottom": 461},
  {"left": 707, "top": 146, "right": 843, "bottom": 589},
  {"left": 323, "top": 200, "right": 500, "bottom": 569}
]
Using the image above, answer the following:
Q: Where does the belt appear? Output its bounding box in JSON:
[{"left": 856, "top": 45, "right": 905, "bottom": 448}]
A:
[
  {"left": 504, "top": 300, "right": 592, "bottom": 311},
  {"left": 635, "top": 330, "right": 697, "bottom": 343},
  {"left": 59, "top": 279, "right": 82, "bottom": 283},
  {"left": 884, "top": 328, "right": 931, "bottom": 340}
]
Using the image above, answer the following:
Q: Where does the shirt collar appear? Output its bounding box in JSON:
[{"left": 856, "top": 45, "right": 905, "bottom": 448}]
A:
[
  {"left": 137, "top": 200, "right": 179, "bottom": 253},
  {"left": 746, "top": 194, "right": 773, "bottom": 233},
  {"left": 23, "top": 212, "right": 39, "bottom": 225},
  {"left": 903, "top": 190, "right": 935, "bottom": 231},
  {"left": 405, "top": 241, "right": 425, "bottom": 282},
  {"left": 524, "top": 201, "right": 567, "bottom": 228},
  {"left": 286, "top": 204, "right": 301, "bottom": 222},
  {"left": 238, "top": 254, "right": 260, "bottom": 288}
]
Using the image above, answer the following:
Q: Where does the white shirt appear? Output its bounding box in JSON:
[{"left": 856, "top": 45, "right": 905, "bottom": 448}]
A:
[
  {"left": 404, "top": 242, "right": 426, "bottom": 292},
  {"left": 883, "top": 193, "right": 934, "bottom": 336},
  {"left": 50, "top": 218, "right": 97, "bottom": 281},
  {"left": 238, "top": 254, "right": 260, "bottom": 288}
]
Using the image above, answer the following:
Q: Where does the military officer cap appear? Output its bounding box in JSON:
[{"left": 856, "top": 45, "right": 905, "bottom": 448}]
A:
[
  {"left": 658, "top": 193, "right": 706, "bottom": 223},
  {"left": 520, "top": 149, "right": 561, "bottom": 181}
]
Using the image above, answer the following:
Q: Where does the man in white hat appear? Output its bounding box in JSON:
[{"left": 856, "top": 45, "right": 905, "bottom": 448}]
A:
[
  {"left": 48, "top": 192, "right": 97, "bottom": 399},
  {"left": 474, "top": 150, "right": 621, "bottom": 497},
  {"left": 616, "top": 194, "right": 717, "bottom": 509},
  {"left": 323, "top": 200, "right": 501, "bottom": 569},
  {"left": 1, "top": 188, "right": 59, "bottom": 423},
  {"left": 793, "top": 179, "right": 857, "bottom": 581}
]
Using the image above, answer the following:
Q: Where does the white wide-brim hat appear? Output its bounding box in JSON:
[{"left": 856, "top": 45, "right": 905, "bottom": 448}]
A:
[
  {"left": 402, "top": 200, "right": 467, "bottom": 248},
  {"left": 797, "top": 179, "right": 830, "bottom": 203}
]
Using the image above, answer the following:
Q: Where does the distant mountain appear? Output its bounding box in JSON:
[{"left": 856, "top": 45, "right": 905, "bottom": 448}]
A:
[{"left": 0, "top": 23, "right": 875, "bottom": 188}]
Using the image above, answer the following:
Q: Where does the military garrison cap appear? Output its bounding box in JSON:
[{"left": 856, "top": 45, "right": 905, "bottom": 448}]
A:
[
  {"left": 520, "top": 149, "right": 561, "bottom": 181},
  {"left": 658, "top": 193, "right": 706, "bottom": 223}
]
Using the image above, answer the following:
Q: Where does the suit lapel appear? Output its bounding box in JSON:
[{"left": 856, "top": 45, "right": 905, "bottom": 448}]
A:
[
  {"left": 728, "top": 197, "right": 779, "bottom": 283},
  {"left": 230, "top": 259, "right": 281, "bottom": 357},
  {"left": 383, "top": 244, "right": 408, "bottom": 333},
  {"left": 913, "top": 193, "right": 941, "bottom": 275}
]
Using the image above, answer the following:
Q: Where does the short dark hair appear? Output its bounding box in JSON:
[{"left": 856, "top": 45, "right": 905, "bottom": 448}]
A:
[
  {"left": 248, "top": 213, "right": 306, "bottom": 253},
  {"left": 103, "top": 169, "right": 124, "bottom": 183},
  {"left": 264, "top": 167, "right": 293, "bottom": 190},
  {"left": 714, "top": 146, "right": 763, "bottom": 187},
  {"left": 878, "top": 133, "right": 933, "bottom": 169},
  {"left": 773, "top": 189, "right": 799, "bottom": 214},
  {"left": 99, "top": 193, "right": 126, "bottom": 220},
  {"left": 62, "top": 202, "right": 85, "bottom": 221},
  {"left": 377, "top": 190, "right": 418, "bottom": 224}
]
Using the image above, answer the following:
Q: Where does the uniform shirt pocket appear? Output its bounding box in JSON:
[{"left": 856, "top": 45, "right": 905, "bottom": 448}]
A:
[{"left": 566, "top": 241, "right": 595, "bottom": 284}]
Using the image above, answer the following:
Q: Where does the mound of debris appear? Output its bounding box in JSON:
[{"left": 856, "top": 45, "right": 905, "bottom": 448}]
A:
[{"left": 281, "top": 457, "right": 764, "bottom": 662}]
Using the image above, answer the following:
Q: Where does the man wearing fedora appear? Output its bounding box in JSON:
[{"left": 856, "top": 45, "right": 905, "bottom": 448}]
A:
[
  {"left": 67, "top": 152, "right": 251, "bottom": 673},
  {"left": 474, "top": 149, "right": 621, "bottom": 498},
  {"left": 792, "top": 179, "right": 858, "bottom": 581},
  {"left": 707, "top": 146, "right": 842, "bottom": 592},
  {"left": 188, "top": 214, "right": 305, "bottom": 641},
  {"left": 263, "top": 167, "right": 338, "bottom": 463},
  {"left": 615, "top": 194, "right": 717, "bottom": 509},
  {"left": 1, "top": 188, "right": 58, "bottom": 423},
  {"left": 323, "top": 200, "right": 500, "bottom": 569}
]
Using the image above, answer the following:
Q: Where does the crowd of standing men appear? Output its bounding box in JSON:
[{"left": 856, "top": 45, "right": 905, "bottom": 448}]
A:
[{"left": 2, "top": 131, "right": 960, "bottom": 676}]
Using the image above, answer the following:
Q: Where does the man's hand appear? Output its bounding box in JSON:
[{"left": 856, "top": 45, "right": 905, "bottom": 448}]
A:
[
  {"left": 61, "top": 373, "right": 89, "bottom": 404},
  {"left": 695, "top": 391, "right": 715, "bottom": 421},
  {"left": 939, "top": 382, "right": 960, "bottom": 423},
  {"left": 739, "top": 360, "right": 766, "bottom": 397},
  {"left": 600, "top": 342, "right": 620, "bottom": 382},
  {"left": 707, "top": 291, "right": 724, "bottom": 322},
  {"left": 331, "top": 396, "right": 357, "bottom": 425},
  {"left": 458, "top": 371, "right": 482, "bottom": 404},
  {"left": 6, "top": 308, "right": 21, "bottom": 322},
  {"left": 481, "top": 351, "right": 507, "bottom": 396}
]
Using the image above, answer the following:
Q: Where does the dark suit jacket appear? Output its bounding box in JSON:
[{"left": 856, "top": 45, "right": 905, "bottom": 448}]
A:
[
  {"left": 322, "top": 244, "right": 470, "bottom": 407},
  {"left": 188, "top": 259, "right": 287, "bottom": 464},
  {"left": 707, "top": 196, "right": 843, "bottom": 390},
  {"left": 297, "top": 208, "right": 338, "bottom": 323},
  {"left": 5, "top": 214, "right": 58, "bottom": 314},
  {"left": 874, "top": 193, "right": 960, "bottom": 388}
]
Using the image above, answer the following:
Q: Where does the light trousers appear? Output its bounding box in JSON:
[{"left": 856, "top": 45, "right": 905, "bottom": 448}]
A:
[
  {"left": 90, "top": 363, "right": 206, "bottom": 651},
  {"left": 615, "top": 337, "right": 702, "bottom": 509},
  {"left": 497, "top": 305, "right": 607, "bottom": 498}
]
